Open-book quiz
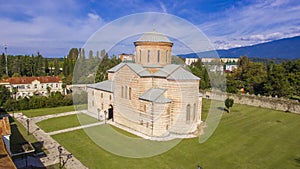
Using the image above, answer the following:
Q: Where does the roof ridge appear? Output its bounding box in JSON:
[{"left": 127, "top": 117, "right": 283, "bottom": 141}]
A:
[{"left": 165, "top": 65, "right": 182, "bottom": 79}]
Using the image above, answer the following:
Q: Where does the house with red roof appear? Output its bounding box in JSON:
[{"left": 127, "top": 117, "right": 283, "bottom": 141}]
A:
[{"left": 0, "top": 76, "right": 63, "bottom": 98}]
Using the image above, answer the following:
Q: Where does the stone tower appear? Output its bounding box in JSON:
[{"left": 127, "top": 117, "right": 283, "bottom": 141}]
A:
[{"left": 134, "top": 31, "right": 173, "bottom": 67}]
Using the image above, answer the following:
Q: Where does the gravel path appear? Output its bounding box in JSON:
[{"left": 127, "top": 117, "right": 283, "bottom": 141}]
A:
[{"left": 14, "top": 112, "right": 89, "bottom": 169}]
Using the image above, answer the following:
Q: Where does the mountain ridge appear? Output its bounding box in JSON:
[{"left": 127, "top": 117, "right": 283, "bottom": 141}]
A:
[{"left": 179, "top": 36, "right": 300, "bottom": 60}]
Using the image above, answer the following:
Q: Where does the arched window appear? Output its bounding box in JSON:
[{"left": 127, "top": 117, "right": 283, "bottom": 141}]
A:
[
  {"left": 193, "top": 103, "right": 196, "bottom": 120},
  {"left": 157, "top": 50, "right": 160, "bottom": 63},
  {"left": 121, "top": 86, "right": 124, "bottom": 98},
  {"left": 147, "top": 50, "right": 150, "bottom": 63},
  {"left": 101, "top": 103, "right": 103, "bottom": 109},
  {"left": 186, "top": 104, "right": 191, "bottom": 123},
  {"left": 166, "top": 50, "right": 168, "bottom": 63},
  {"left": 125, "top": 86, "right": 128, "bottom": 99},
  {"left": 139, "top": 50, "right": 141, "bottom": 62},
  {"left": 129, "top": 87, "right": 131, "bottom": 100}
]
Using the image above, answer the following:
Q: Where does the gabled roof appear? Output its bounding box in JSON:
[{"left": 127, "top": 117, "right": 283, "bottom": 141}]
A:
[
  {"left": 1, "top": 76, "right": 61, "bottom": 84},
  {"left": 108, "top": 63, "right": 152, "bottom": 76},
  {"left": 87, "top": 80, "right": 114, "bottom": 93},
  {"left": 139, "top": 88, "right": 172, "bottom": 103},
  {"left": 153, "top": 64, "right": 180, "bottom": 77},
  {"left": 136, "top": 31, "right": 171, "bottom": 43},
  {"left": 167, "top": 67, "right": 200, "bottom": 81},
  {"left": 108, "top": 63, "right": 200, "bottom": 80}
]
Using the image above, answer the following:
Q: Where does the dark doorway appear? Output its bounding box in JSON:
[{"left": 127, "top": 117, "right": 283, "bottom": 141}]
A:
[{"left": 108, "top": 104, "right": 114, "bottom": 121}]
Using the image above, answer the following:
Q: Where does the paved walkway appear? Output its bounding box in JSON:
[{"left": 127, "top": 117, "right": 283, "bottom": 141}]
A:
[
  {"left": 14, "top": 112, "right": 89, "bottom": 169},
  {"left": 48, "top": 122, "right": 103, "bottom": 135}
]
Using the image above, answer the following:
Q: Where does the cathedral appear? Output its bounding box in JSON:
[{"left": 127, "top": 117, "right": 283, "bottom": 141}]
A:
[{"left": 87, "top": 31, "right": 202, "bottom": 137}]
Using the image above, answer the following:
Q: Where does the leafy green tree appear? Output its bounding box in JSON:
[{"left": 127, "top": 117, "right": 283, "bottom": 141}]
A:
[
  {"left": 12, "top": 87, "right": 18, "bottom": 99},
  {"left": 46, "top": 86, "right": 51, "bottom": 94},
  {"left": 225, "top": 98, "right": 234, "bottom": 113},
  {"left": 45, "top": 58, "right": 50, "bottom": 75},
  {"left": 54, "top": 59, "right": 60, "bottom": 75},
  {"left": 0, "top": 85, "right": 10, "bottom": 107}
]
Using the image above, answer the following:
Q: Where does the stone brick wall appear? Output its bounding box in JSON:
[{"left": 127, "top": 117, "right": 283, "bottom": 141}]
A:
[{"left": 205, "top": 91, "right": 300, "bottom": 114}]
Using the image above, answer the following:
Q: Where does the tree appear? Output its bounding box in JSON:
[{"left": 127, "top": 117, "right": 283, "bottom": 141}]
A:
[
  {"left": 46, "top": 86, "right": 51, "bottom": 94},
  {"left": 45, "top": 58, "right": 50, "bottom": 75},
  {"left": 12, "top": 87, "right": 18, "bottom": 99},
  {"left": 225, "top": 98, "right": 234, "bottom": 113},
  {"left": 54, "top": 59, "right": 60, "bottom": 75},
  {"left": 0, "top": 85, "right": 10, "bottom": 107}
]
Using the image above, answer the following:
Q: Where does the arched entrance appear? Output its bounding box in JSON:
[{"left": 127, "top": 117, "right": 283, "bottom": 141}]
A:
[{"left": 108, "top": 104, "right": 114, "bottom": 122}]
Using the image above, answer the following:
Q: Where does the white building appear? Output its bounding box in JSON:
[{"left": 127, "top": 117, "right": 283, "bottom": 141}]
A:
[
  {"left": 185, "top": 58, "right": 199, "bottom": 65},
  {"left": 0, "top": 76, "right": 63, "bottom": 98}
]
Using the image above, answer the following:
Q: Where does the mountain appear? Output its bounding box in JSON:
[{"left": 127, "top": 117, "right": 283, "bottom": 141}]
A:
[{"left": 180, "top": 36, "right": 300, "bottom": 60}]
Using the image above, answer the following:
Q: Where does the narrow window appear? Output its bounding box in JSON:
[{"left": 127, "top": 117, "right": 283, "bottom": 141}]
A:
[
  {"left": 129, "top": 87, "right": 131, "bottom": 100},
  {"left": 186, "top": 104, "right": 191, "bottom": 123},
  {"left": 121, "top": 86, "right": 124, "bottom": 98},
  {"left": 139, "top": 50, "right": 142, "bottom": 62},
  {"left": 101, "top": 103, "right": 104, "bottom": 109},
  {"left": 109, "top": 95, "right": 112, "bottom": 100},
  {"left": 166, "top": 50, "right": 168, "bottom": 63},
  {"left": 144, "top": 105, "right": 146, "bottom": 112},
  {"left": 92, "top": 90, "right": 94, "bottom": 96},
  {"left": 157, "top": 50, "right": 160, "bottom": 63},
  {"left": 147, "top": 50, "right": 150, "bottom": 63},
  {"left": 92, "top": 101, "right": 94, "bottom": 107},
  {"left": 101, "top": 93, "right": 103, "bottom": 98},
  {"left": 193, "top": 103, "right": 196, "bottom": 120},
  {"left": 125, "top": 86, "right": 128, "bottom": 99}
]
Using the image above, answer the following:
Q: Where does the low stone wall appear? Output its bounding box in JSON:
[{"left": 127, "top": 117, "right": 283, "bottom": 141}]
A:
[{"left": 205, "top": 91, "right": 300, "bottom": 114}]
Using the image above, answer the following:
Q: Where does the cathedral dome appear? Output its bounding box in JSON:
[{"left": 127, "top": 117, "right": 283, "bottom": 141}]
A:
[{"left": 136, "top": 31, "right": 171, "bottom": 43}]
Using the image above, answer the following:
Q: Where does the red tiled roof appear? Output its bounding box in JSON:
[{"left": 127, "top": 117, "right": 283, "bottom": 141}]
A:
[
  {"left": 1, "top": 76, "right": 62, "bottom": 84},
  {"left": 0, "top": 117, "right": 11, "bottom": 136},
  {"left": 0, "top": 139, "right": 16, "bottom": 169}
]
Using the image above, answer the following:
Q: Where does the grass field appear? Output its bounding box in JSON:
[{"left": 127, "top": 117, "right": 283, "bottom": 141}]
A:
[
  {"left": 21, "top": 104, "right": 87, "bottom": 117},
  {"left": 21, "top": 105, "right": 75, "bottom": 117},
  {"left": 36, "top": 113, "right": 99, "bottom": 133},
  {"left": 51, "top": 99, "right": 300, "bottom": 169}
]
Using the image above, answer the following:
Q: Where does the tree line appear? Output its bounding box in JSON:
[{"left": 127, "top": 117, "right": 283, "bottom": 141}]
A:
[
  {"left": 0, "top": 48, "right": 121, "bottom": 85},
  {"left": 0, "top": 84, "right": 87, "bottom": 111}
]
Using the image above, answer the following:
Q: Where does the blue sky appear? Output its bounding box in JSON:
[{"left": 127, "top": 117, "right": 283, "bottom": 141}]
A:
[{"left": 1, "top": 0, "right": 300, "bottom": 57}]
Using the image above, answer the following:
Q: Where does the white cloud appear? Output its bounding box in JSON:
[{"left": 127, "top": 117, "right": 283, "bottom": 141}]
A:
[
  {"left": 88, "top": 13, "right": 101, "bottom": 20},
  {"left": 198, "top": 0, "right": 300, "bottom": 49},
  {"left": 0, "top": 1, "right": 104, "bottom": 57},
  {"left": 159, "top": 1, "right": 167, "bottom": 13}
]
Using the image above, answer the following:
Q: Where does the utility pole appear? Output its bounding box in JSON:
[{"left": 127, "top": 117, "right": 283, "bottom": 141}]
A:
[{"left": 4, "top": 44, "right": 8, "bottom": 76}]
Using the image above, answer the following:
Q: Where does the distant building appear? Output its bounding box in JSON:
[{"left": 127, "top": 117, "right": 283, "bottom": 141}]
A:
[
  {"left": 88, "top": 31, "right": 202, "bottom": 138},
  {"left": 220, "top": 58, "right": 239, "bottom": 63},
  {"left": 224, "top": 62, "right": 238, "bottom": 72},
  {"left": 185, "top": 58, "right": 199, "bottom": 65},
  {"left": 201, "top": 58, "right": 217, "bottom": 63},
  {"left": 118, "top": 53, "right": 134, "bottom": 62},
  {"left": 0, "top": 76, "right": 63, "bottom": 98}
]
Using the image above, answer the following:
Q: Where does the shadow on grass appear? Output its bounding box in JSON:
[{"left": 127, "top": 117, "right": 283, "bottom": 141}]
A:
[
  {"left": 295, "top": 157, "right": 300, "bottom": 167},
  {"left": 218, "top": 106, "right": 229, "bottom": 113}
]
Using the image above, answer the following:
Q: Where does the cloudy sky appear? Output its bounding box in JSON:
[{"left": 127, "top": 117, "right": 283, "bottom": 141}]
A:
[{"left": 1, "top": 0, "right": 300, "bottom": 57}]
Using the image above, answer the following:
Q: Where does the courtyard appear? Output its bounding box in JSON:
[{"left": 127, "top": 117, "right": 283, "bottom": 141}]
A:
[{"left": 13, "top": 99, "right": 300, "bottom": 169}]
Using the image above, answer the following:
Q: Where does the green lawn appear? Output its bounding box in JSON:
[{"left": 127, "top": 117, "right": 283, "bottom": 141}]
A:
[
  {"left": 36, "top": 113, "right": 99, "bottom": 133},
  {"left": 21, "top": 105, "right": 75, "bottom": 117},
  {"left": 20, "top": 104, "right": 87, "bottom": 117},
  {"left": 51, "top": 99, "right": 300, "bottom": 169}
]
